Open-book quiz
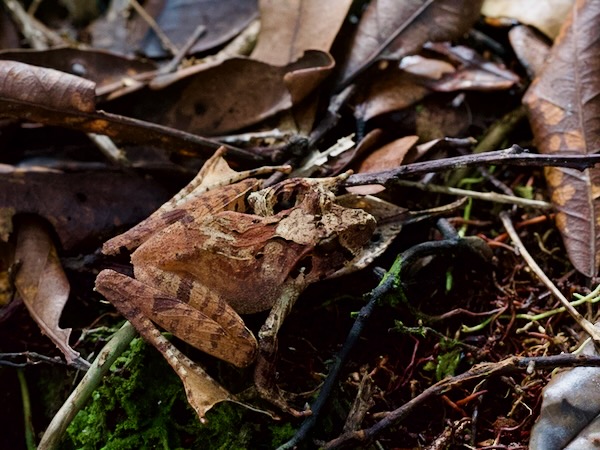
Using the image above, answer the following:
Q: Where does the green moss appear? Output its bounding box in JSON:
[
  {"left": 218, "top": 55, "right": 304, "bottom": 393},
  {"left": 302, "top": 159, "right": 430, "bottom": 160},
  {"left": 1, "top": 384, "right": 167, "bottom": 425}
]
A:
[{"left": 65, "top": 337, "right": 298, "bottom": 449}]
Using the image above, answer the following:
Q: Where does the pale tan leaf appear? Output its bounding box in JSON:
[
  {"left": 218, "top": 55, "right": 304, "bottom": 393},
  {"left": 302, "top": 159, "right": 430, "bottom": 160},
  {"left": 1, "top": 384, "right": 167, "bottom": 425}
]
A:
[
  {"left": 482, "top": 0, "right": 574, "bottom": 39},
  {"left": 252, "top": 0, "right": 353, "bottom": 65}
]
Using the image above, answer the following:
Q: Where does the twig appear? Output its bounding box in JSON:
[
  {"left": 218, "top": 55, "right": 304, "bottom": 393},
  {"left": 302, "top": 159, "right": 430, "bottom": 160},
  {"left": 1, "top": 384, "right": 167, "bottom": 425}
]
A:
[
  {"left": 393, "top": 179, "right": 551, "bottom": 209},
  {"left": 499, "top": 211, "right": 600, "bottom": 346},
  {"left": 86, "top": 133, "right": 131, "bottom": 167},
  {"left": 322, "top": 354, "right": 600, "bottom": 448},
  {"left": 158, "top": 24, "right": 206, "bottom": 75},
  {"left": 0, "top": 352, "right": 67, "bottom": 368},
  {"left": 37, "top": 322, "right": 137, "bottom": 450},
  {"left": 345, "top": 145, "right": 600, "bottom": 187}
]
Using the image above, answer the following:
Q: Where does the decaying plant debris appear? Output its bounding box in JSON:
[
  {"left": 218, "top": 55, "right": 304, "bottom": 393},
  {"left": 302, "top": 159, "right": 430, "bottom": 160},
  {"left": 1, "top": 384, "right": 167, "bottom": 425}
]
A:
[{"left": 3, "top": 1, "right": 600, "bottom": 449}]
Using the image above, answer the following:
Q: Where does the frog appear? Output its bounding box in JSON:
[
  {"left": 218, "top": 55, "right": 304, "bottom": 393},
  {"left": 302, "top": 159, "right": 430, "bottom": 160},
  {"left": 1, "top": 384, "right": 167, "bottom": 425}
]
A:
[{"left": 95, "top": 148, "right": 377, "bottom": 419}]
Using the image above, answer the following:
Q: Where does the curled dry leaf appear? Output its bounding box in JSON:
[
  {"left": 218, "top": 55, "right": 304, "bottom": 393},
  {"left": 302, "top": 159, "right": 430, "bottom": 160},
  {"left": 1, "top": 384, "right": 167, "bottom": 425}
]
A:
[
  {"left": 13, "top": 216, "right": 87, "bottom": 368},
  {"left": 0, "top": 59, "right": 95, "bottom": 113},
  {"left": 252, "top": 0, "right": 352, "bottom": 65},
  {"left": 0, "top": 61, "right": 230, "bottom": 158},
  {"left": 523, "top": 0, "right": 600, "bottom": 277},
  {"left": 335, "top": 0, "right": 483, "bottom": 89}
]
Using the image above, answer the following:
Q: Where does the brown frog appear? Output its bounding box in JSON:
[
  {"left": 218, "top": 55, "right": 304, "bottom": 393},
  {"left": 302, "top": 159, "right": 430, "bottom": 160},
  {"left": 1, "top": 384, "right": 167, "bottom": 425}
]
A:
[{"left": 95, "top": 148, "right": 376, "bottom": 419}]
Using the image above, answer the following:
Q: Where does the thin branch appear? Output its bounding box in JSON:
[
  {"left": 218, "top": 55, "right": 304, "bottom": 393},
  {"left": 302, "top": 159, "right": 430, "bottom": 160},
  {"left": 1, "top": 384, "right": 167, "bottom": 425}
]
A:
[{"left": 345, "top": 145, "right": 600, "bottom": 187}]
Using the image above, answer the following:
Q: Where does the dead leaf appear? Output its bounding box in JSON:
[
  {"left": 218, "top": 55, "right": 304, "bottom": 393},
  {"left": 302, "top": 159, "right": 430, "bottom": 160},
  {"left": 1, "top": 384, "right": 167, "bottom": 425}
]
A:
[
  {"left": 141, "top": 0, "right": 258, "bottom": 58},
  {"left": 87, "top": 0, "right": 162, "bottom": 56},
  {"left": 13, "top": 216, "right": 86, "bottom": 368},
  {"left": 110, "top": 50, "right": 335, "bottom": 136},
  {"left": 252, "top": 0, "right": 352, "bottom": 65},
  {"left": 523, "top": 0, "right": 600, "bottom": 277},
  {"left": 347, "top": 135, "right": 419, "bottom": 195},
  {"left": 482, "top": 0, "right": 574, "bottom": 39},
  {"left": 335, "top": 0, "right": 484, "bottom": 89},
  {"left": 0, "top": 59, "right": 95, "bottom": 113},
  {"left": 0, "top": 166, "right": 169, "bottom": 250},
  {"left": 354, "top": 66, "right": 430, "bottom": 121},
  {"left": 423, "top": 43, "right": 520, "bottom": 91},
  {"left": 508, "top": 25, "right": 551, "bottom": 78}
]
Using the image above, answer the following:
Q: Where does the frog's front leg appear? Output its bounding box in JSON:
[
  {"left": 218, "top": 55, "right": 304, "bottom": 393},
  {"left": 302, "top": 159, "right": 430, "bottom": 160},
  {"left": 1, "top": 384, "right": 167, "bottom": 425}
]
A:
[{"left": 255, "top": 284, "right": 310, "bottom": 417}]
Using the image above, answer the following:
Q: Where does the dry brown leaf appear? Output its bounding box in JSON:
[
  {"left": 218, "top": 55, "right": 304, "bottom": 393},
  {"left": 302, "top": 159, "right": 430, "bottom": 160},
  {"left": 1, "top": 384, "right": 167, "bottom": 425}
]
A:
[
  {"left": 423, "top": 43, "right": 520, "bottom": 91},
  {"left": 335, "top": 0, "right": 483, "bottom": 89},
  {"left": 252, "top": 0, "right": 352, "bottom": 65},
  {"left": 354, "top": 66, "right": 431, "bottom": 121},
  {"left": 0, "top": 166, "right": 168, "bottom": 251},
  {"left": 523, "top": 0, "right": 600, "bottom": 277},
  {"left": 0, "top": 59, "right": 95, "bottom": 113},
  {"left": 112, "top": 51, "right": 334, "bottom": 136},
  {"left": 13, "top": 216, "right": 85, "bottom": 368},
  {"left": 508, "top": 25, "right": 551, "bottom": 78}
]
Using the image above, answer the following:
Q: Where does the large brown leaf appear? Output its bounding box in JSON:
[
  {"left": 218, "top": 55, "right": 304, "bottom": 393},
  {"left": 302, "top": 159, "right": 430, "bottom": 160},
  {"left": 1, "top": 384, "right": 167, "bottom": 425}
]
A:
[
  {"left": 13, "top": 217, "right": 87, "bottom": 368},
  {"left": 251, "top": 0, "right": 352, "bottom": 65},
  {"left": 335, "top": 0, "right": 483, "bottom": 89},
  {"left": 523, "top": 0, "right": 600, "bottom": 277},
  {"left": 0, "top": 167, "right": 168, "bottom": 251},
  {"left": 110, "top": 51, "right": 334, "bottom": 136}
]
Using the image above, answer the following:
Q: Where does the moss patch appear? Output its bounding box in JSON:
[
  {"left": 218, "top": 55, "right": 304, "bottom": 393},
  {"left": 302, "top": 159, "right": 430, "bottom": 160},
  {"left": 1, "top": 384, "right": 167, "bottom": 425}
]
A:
[{"left": 65, "top": 337, "right": 295, "bottom": 449}]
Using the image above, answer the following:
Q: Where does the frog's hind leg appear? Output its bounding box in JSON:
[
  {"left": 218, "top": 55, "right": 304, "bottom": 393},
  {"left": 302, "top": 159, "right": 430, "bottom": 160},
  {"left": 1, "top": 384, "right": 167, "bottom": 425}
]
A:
[
  {"left": 95, "top": 269, "right": 236, "bottom": 421},
  {"left": 96, "top": 269, "right": 257, "bottom": 368}
]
